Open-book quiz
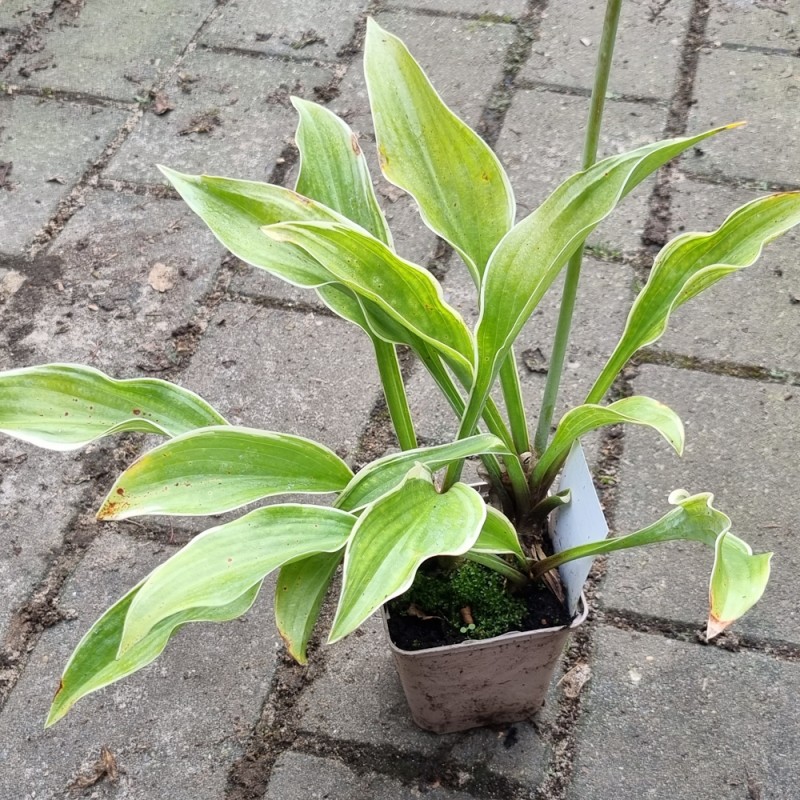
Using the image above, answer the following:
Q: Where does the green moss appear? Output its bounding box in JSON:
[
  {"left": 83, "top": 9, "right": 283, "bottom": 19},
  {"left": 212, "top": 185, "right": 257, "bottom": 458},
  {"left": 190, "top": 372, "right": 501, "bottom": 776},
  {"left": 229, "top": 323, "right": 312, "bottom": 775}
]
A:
[{"left": 390, "top": 560, "right": 527, "bottom": 640}]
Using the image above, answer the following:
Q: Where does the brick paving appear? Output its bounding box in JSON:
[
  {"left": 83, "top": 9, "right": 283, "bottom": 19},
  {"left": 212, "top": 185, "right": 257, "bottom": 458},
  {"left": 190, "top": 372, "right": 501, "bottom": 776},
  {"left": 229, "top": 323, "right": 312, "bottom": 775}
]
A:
[{"left": 0, "top": 1, "right": 798, "bottom": 798}]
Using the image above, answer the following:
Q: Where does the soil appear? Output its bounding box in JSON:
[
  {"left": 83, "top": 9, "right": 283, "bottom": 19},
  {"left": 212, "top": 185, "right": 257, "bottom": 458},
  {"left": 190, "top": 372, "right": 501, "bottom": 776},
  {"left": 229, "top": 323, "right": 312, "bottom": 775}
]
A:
[{"left": 387, "top": 579, "right": 573, "bottom": 652}]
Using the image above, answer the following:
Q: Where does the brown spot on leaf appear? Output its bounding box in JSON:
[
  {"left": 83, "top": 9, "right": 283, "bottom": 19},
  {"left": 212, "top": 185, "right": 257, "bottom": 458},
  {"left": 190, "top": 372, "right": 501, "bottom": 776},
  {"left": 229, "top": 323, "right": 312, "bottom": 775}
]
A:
[
  {"left": 116, "top": 488, "right": 125, "bottom": 496},
  {"left": 350, "top": 132, "right": 362, "bottom": 156},
  {"left": 132, "top": 408, "right": 141, "bottom": 415}
]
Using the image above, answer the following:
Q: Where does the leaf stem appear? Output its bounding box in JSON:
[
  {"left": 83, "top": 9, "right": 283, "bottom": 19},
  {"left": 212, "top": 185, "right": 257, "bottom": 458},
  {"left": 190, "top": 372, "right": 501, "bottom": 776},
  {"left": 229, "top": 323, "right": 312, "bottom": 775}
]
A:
[
  {"left": 533, "top": 0, "right": 623, "bottom": 456},
  {"left": 499, "top": 349, "right": 531, "bottom": 454},
  {"left": 373, "top": 338, "right": 418, "bottom": 450}
]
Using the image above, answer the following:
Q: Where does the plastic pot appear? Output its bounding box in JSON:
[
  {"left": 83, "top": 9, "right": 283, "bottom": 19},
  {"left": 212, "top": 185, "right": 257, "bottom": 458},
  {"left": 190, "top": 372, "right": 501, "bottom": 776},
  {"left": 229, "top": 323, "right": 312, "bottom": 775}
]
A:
[{"left": 382, "top": 596, "right": 588, "bottom": 734}]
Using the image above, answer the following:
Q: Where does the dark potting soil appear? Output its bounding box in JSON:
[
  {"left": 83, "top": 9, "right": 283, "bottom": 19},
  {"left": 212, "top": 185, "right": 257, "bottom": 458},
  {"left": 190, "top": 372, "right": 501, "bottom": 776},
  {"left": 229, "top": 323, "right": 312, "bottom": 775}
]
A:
[{"left": 386, "top": 573, "right": 573, "bottom": 652}]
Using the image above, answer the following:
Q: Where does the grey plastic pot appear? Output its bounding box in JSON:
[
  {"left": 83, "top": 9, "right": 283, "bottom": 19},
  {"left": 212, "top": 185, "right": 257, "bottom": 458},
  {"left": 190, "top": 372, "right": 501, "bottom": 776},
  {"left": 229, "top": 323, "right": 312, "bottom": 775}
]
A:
[{"left": 381, "top": 596, "right": 588, "bottom": 734}]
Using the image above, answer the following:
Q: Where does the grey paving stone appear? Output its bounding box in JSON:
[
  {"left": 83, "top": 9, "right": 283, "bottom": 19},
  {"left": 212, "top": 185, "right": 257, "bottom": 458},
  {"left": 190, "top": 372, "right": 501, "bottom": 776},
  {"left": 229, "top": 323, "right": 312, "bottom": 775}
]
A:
[
  {"left": 180, "top": 300, "right": 381, "bottom": 459},
  {"left": 685, "top": 48, "right": 800, "bottom": 186},
  {"left": 384, "top": 0, "right": 527, "bottom": 18},
  {"left": 330, "top": 10, "right": 517, "bottom": 132},
  {"left": 707, "top": 0, "right": 799, "bottom": 49},
  {"left": 496, "top": 90, "right": 668, "bottom": 256},
  {"left": 522, "top": 0, "right": 691, "bottom": 99},
  {"left": 107, "top": 49, "right": 331, "bottom": 185},
  {"left": 1, "top": 189, "right": 222, "bottom": 376},
  {"left": 0, "top": 0, "right": 52, "bottom": 29},
  {"left": 568, "top": 626, "right": 799, "bottom": 800},
  {"left": 0, "top": 441, "right": 84, "bottom": 641},
  {"left": 407, "top": 255, "right": 636, "bottom": 451},
  {"left": 0, "top": 532, "right": 278, "bottom": 799},
  {"left": 599, "top": 365, "right": 800, "bottom": 644},
  {"left": 264, "top": 751, "right": 476, "bottom": 800},
  {"left": 656, "top": 177, "right": 800, "bottom": 371},
  {"left": 0, "top": 96, "right": 126, "bottom": 255},
  {"left": 9, "top": 0, "right": 216, "bottom": 102},
  {"left": 296, "top": 614, "right": 553, "bottom": 780},
  {"left": 201, "top": 0, "right": 367, "bottom": 62}
]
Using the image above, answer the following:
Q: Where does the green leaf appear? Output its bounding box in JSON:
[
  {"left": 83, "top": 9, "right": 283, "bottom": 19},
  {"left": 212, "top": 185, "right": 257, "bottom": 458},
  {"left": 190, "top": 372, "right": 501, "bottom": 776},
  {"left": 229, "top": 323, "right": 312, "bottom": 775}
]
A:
[
  {"left": 464, "top": 125, "right": 735, "bottom": 440},
  {"left": 0, "top": 363, "right": 226, "bottom": 451},
  {"left": 329, "top": 464, "right": 486, "bottom": 643},
  {"left": 531, "top": 396, "right": 684, "bottom": 491},
  {"left": 708, "top": 532, "right": 771, "bottom": 639},
  {"left": 471, "top": 506, "right": 526, "bottom": 564},
  {"left": 335, "top": 434, "right": 510, "bottom": 511},
  {"left": 120, "top": 504, "right": 355, "bottom": 653},
  {"left": 292, "top": 97, "right": 392, "bottom": 247},
  {"left": 98, "top": 427, "right": 353, "bottom": 520},
  {"left": 587, "top": 191, "right": 800, "bottom": 403},
  {"left": 364, "top": 18, "right": 514, "bottom": 282},
  {"left": 531, "top": 491, "right": 771, "bottom": 636},
  {"left": 263, "top": 221, "right": 475, "bottom": 374},
  {"left": 47, "top": 579, "right": 262, "bottom": 727},
  {"left": 160, "top": 167, "right": 340, "bottom": 287},
  {"left": 275, "top": 550, "right": 342, "bottom": 664}
]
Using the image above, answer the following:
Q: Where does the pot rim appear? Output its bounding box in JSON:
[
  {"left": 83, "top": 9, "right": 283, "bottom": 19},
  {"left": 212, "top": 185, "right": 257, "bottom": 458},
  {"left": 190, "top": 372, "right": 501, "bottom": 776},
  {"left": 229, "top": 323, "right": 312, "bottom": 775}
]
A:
[{"left": 381, "top": 592, "right": 589, "bottom": 659}]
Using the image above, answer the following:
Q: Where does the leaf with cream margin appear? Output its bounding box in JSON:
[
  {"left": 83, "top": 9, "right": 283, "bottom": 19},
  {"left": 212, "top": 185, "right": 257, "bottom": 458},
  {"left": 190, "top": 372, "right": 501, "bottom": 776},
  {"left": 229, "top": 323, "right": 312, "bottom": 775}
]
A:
[
  {"left": 470, "top": 506, "right": 526, "bottom": 564},
  {"left": 458, "top": 125, "right": 736, "bottom": 446},
  {"left": 335, "top": 434, "right": 509, "bottom": 512},
  {"left": 531, "top": 396, "right": 684, "bottom": 492},
  {"left": 275, "top": 551, "right": 342, "bottom": 664},
  {"left": 530, "top": 491, "right": 771, "bottom": 637},
  {"left": 364, "top": 18, "right": 514, "bottom": 283},
  {"left": 118, "top": 505, "right": 356, "bottom": 654},
  {"left": 0, "top": 363, "right": 226, "bottom": 451},
  {"left": 292, "top": 96, "right": 392, "bottom": 247},
  {"left": 98, "top": 427, "right": 352, "bottom": 520},
  {"left": 263, "top": 221, "right": 475, "bottom": 374},
  {"left": 47, "top": 580, "right": 262, "bottom": 726},
  {"left": 587, "top": 191, "right": 800, "bottom": 403},
  {"left": 329, "top": 464, "right": 486, "bottom": 643}
]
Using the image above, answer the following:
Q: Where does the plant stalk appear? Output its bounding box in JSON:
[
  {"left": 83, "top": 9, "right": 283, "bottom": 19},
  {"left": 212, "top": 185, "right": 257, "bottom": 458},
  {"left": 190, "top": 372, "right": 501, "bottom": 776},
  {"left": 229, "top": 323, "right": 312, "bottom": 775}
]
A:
[
  {"left": 533, "top": 0, "right": 623, "bottom": 456},
  {"left": 373, "top": 339, "right": 418, "bottom": 450},
  {"left": 499, "top": 349, "right": 531, "bottom": 454}
]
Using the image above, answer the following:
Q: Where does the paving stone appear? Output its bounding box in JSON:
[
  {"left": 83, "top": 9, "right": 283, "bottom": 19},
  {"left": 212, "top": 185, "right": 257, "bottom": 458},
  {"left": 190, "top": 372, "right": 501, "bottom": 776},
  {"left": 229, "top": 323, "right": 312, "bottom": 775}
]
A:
[
  {"left": 1, "top": 189, "right": 222, "bottom": 375},
  {"left": 685, "top": 48, "right": 800, "bottom": 186},
  {"left": 201, "top": 0, "right": 367, "bottom": 62},
  {"left": 296, "top": 614, "right": 553, "bottom": 780},
  {"left": 9, "top": 0, "right": 216, "bottom": 102},
  {"left": 522, "top": 0, "right": 691, "bottom": 99},
  {"left": 657, "top": 176, "right": 800, "bottom": 371},
  {"left": 264, "top": 751, "right": 476, "bottom": 800},
  {"left": 568, "top": 626, "right": 799, "bottom": 800},
  {"left": 496, "top": 90, "right": 668, "bottom": 256},
  {"left": 0, "top": 0, "right": 52, "bottom": 29},
  {"left": 0, "top": 441, "right": 85, "bottom": 641},
  {"left": 406, "top": 255, "right": 636, "bottom": 454},
  {"left": 0, "top": 532, "right": 278, "bottom": 799},
  {"left": 384, "top": 0, "right": 527, "bottom": 18},
  {"left": 180, "top": 300, "right": 381, "bottom": 459},
  {"left": 0, "top": 96, "right": 126, "bottom": 255},
  {"left": 706, "top": 0, "right": 799, "bottom": 49},
  {"left": 107, "top": 49, "right": 331, "bottom": 185},
  {"left": 599, "top": 365, "right": 800, "bottom": 644},
  {"left": 330, "top": 10, "right": 517, "bottom": 132}
]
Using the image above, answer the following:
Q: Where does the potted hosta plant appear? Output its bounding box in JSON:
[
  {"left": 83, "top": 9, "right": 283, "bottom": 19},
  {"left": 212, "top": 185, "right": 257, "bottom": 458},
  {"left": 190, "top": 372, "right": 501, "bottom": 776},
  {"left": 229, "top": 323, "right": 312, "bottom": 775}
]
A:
[{"left": 1, "top": 8, "right": 798, "bottom": 734}]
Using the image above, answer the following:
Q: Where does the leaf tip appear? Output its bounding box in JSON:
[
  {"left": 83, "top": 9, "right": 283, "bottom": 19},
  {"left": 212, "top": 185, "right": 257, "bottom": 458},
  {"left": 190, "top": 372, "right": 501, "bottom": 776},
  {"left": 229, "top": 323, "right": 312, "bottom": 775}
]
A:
[{"left": 705, "top": 613, "right": 730, "bottom": 641}]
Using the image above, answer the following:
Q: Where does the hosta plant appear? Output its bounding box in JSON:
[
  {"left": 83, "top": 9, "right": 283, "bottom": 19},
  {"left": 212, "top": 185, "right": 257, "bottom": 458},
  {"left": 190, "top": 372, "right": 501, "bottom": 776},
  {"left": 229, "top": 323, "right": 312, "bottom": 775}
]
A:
[{"left": 2, "top": 16, "right": 798, "bottom": 728}]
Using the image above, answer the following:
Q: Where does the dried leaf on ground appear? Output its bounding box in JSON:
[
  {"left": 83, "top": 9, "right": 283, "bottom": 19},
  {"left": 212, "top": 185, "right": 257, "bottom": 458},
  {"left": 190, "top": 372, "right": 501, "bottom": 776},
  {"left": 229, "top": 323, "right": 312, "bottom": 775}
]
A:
[
  {"left": 148, "top": 262, "right": 177, "bottom": 292},
  {"left": 557, "top": 662, "right": 592, "bottom": 699}
]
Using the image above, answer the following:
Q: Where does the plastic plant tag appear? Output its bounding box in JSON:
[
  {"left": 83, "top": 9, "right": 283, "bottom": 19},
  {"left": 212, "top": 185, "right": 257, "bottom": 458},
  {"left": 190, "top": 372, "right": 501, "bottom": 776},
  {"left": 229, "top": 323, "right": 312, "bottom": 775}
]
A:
[{"left": 552, "top": 442, "right": 609, "bottom": 616}]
